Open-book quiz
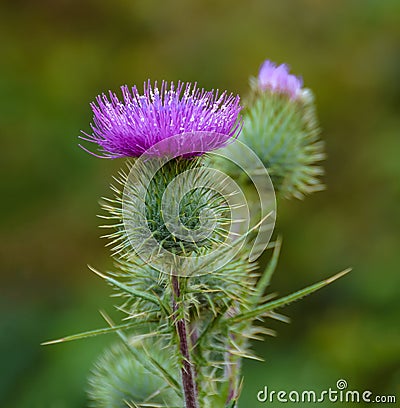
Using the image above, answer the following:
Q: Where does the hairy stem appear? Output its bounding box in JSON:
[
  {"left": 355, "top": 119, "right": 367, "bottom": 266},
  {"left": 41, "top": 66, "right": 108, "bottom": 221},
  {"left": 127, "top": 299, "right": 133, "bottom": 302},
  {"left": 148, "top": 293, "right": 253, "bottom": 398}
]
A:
[{"left": 171, "top": 275, "right": 199, "bottom": 408}]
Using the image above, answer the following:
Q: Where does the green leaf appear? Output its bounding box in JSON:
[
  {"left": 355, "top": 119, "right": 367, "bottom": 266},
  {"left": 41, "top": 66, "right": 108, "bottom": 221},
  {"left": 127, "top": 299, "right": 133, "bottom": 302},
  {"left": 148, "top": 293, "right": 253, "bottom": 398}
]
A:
[
  {"left": 41, "top": 320, "right": 147, "bottom": 345},
  {"left": 253, "top": 236, "right": 282, "bottom": 303},
  {"left": 228, "top": 268, "right": 351, "bottom": 324},
  {"left": 89, "top": 265, "right": 167, "bottom": 310}
]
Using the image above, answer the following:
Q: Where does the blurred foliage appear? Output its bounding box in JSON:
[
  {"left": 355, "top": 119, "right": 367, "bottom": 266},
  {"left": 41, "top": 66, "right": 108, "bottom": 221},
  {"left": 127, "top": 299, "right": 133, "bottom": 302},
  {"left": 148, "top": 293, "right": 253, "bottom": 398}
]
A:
[{"left": 1, "top": 0, "right": 399, "bottom": 406}]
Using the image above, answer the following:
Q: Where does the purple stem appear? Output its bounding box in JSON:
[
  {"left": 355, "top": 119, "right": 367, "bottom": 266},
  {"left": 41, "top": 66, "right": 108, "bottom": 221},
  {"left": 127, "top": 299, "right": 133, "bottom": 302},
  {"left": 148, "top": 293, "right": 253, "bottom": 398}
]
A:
[{"left": 172, "top": 275, "right": 199, "bottom": 408}]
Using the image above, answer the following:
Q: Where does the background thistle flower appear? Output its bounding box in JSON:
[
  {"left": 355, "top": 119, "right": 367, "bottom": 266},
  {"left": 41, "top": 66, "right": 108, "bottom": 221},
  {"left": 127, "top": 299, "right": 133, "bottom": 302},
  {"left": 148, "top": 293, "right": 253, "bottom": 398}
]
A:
[
  {"left": 231, "top": 60, "right": 325, "bottom": 199},
  {"left": 258, "top": 60, "right": 303, "bottom": 100}
]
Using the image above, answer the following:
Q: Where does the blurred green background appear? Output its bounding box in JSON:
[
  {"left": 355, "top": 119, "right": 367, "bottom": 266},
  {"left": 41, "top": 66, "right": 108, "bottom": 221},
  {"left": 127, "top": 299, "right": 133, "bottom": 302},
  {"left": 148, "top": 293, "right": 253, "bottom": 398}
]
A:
[{"left": 1, "top": 0, "right": 399, "bottom": 406}]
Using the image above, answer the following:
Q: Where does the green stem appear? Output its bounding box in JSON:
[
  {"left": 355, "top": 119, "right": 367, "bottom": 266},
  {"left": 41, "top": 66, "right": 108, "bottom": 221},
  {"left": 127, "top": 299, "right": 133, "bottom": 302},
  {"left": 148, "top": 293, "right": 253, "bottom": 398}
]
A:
[{"left": 171, "top": 275, "right": 199, "bottom": 408}]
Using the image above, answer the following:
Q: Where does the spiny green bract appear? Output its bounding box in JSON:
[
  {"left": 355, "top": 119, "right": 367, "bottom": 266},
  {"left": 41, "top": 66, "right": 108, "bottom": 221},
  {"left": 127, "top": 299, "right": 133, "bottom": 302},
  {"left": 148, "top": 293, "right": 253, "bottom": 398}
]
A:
[
  {"left": 100, "top": 157, "right": 231, "bottom": 259},
  {"left": 144, "top": 158, "right": 230, "bottom": 254},
  {"left": 238, "top": 89, "right": 325, "bottom": 199}
]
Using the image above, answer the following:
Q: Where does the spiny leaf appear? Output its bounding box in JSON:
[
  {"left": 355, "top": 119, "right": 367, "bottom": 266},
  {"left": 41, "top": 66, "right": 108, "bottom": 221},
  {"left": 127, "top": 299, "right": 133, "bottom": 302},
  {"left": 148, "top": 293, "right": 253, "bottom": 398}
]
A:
[
  {"left": 41, "top": 320, "right": 148, "bottom": 345},
  {"left": 89, "top": 265, "right": 169, "bottom": 313},
  {"left": 228, "top": 268, "right": 351, "bottom": 324},
  {"left": 253, "top": 236, "right": 282, "bottom": 303}
]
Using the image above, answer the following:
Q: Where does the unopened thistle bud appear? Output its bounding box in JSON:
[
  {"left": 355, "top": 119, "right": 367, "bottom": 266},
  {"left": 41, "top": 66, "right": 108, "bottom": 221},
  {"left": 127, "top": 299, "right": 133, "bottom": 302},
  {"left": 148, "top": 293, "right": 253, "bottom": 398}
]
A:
[
  {"left": 88, "top": 340, "right": 180, "bottom": 407},
  {"left": 241, "top": 60, "right": 325, "bottom": 199}
]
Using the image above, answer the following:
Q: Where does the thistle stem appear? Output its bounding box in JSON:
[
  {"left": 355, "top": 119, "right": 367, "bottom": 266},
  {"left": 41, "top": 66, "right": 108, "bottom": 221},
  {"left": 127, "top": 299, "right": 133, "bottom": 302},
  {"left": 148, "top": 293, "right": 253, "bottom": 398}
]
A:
[{"left": 171, "top": 275, "right": 199, "bottom": 408}]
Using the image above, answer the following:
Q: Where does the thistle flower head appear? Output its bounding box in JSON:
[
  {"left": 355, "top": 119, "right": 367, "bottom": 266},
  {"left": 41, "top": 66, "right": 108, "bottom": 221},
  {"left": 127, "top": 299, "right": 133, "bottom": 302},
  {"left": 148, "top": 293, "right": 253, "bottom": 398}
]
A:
[
  {"left": 258, "top": 60, "right": 303, "bottom": 100},
  {"left": 217, "top": 60, "right": 324, "bottom": 199},
  {"left": 80, "top": 80, "right": 242, "bottom": 158}
]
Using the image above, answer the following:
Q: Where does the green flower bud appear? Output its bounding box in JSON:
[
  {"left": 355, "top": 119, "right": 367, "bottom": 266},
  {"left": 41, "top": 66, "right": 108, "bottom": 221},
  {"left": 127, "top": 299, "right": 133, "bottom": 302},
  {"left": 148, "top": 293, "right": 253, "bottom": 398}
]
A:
[
  {"left": 241, "top": 86, "right": 325, "bottom": 199},
  {"left": 88, "top": 340, "right": 181, "bottom": 407}
]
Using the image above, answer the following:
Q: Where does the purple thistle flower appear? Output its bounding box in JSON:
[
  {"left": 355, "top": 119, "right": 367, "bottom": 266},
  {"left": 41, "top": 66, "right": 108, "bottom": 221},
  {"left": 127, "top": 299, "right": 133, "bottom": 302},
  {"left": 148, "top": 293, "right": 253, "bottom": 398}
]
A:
[
  {"left": 80, "top": 80, "right": 242, "bottom": 158},
  {"left": 258, "top": 60, "right": 303, "bottom": 99}
]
